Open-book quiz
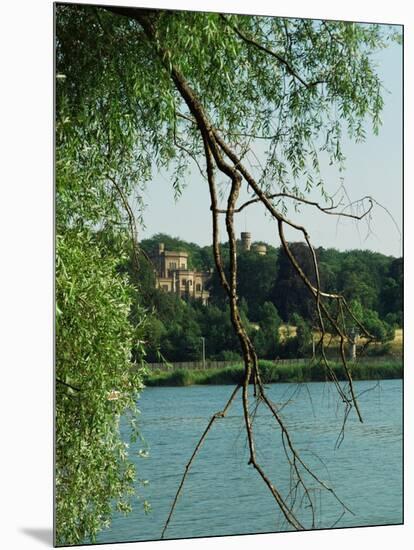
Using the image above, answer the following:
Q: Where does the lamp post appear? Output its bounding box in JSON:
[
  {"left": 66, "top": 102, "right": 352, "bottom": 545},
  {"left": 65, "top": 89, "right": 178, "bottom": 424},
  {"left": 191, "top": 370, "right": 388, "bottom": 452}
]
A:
[
  {"left": 349, "top": 327, "right": 358, "bottom": 361},
  {"left": 200, "top": 336, "right": 206, "bottom": 369}
]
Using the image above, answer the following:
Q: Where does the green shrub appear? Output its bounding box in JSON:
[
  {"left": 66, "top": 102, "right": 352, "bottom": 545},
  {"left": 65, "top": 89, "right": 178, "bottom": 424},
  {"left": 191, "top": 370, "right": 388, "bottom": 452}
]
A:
[{"left": 144, "top": 360, "right": 402, "bottom": 386}]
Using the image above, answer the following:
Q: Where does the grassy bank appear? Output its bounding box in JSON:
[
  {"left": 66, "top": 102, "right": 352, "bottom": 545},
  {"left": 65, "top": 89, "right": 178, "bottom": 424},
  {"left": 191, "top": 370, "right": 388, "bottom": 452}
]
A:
[{"left": 144, "top": 359, "right": 403, "bottom": 387}]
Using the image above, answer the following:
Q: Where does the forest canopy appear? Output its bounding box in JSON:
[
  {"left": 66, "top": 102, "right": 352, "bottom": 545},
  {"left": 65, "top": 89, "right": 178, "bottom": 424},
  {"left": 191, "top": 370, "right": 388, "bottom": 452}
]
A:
[{"left": 136, "top": 234, "right": 402, "bottom": 362}]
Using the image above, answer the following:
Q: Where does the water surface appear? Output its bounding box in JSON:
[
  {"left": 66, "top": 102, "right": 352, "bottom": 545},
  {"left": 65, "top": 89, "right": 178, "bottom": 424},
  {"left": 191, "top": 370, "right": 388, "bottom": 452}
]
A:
[{"left": 97, "top": 379, "right": 402, "bottom": 543}]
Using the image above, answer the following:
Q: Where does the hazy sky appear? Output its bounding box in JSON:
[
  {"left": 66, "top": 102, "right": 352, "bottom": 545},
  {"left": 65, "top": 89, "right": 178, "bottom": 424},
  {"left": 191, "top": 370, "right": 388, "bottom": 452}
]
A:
[{"left": 138, "top": 24, "right": 402, "bottom": 257}]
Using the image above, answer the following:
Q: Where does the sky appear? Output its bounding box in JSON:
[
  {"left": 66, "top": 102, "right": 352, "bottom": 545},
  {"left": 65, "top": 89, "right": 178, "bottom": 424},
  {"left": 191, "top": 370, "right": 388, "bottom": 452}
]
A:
[{"left": 138, "top": 23, "right": 402, "bottom": 258}]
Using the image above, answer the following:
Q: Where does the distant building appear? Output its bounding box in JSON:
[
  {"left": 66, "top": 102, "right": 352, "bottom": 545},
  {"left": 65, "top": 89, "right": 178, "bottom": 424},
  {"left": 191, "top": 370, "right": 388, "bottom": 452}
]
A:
[
  {"left": 151, "top": 243, "right": 211, "bottom": 304},
  {"left": 241, "top": 231, "right": 252, "bottom": 251},
  {"left": 252, "top": 243, "right": 267, "bottom": 256},
  {"left": 241, "top": 232, "right": 267, "bottom": 255},
  {"left": 151, "top": 233, "right": 267, "bottom": 303}
]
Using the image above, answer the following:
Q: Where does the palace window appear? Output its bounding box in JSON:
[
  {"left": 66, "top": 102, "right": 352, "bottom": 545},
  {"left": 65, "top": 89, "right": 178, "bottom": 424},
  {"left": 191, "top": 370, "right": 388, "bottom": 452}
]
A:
[{"left": 196, "top": 283, "right": 201, "bottom": 291}]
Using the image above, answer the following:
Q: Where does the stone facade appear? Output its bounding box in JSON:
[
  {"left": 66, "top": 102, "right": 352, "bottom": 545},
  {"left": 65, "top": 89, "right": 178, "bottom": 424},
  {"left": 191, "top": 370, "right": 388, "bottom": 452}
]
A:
[
  {"left": 151, "top": 233, "right": 266, "bottom": 304},
  {"left": 241, "top": 231, "right": 252, "bottom": 251},
  {"left": 241, "top": 232, "right": 267, "bottom": 255},
  {"left": 152, "top": 243, "right": 211, "bottom": 304},
  {"left": 252, "top": 243, "right": 267, "bottom": 255}
]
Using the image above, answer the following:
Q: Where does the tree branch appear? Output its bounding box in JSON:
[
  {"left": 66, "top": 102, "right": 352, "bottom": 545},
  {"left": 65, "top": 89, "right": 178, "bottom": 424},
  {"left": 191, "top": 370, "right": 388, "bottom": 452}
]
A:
[
  {"left": 215, "top": 192, "right": 374, "bottom": 220},
  {"left": 161, "top": 385, "right": 241, "bottom": 538},
  {"left": 220, "top": 14, "right": 325, "bottom": 89},
  {"left": 56, "top": 378, "right": 81, "bottom": 392},
  {"left": 106, "top": 5, "right": 375, "bottom": 532}
]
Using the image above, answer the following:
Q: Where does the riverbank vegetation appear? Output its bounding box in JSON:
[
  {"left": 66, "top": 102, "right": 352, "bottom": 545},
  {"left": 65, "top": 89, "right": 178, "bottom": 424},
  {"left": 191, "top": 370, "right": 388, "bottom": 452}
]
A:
[{"left": 144, "top": 359, "right": 403, "bottom": 387}]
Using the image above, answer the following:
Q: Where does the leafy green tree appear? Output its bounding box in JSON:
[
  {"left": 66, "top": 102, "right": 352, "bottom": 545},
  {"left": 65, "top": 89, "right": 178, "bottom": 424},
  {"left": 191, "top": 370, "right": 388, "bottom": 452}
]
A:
[
  {"left": 291, "top": 313, "right": 313, "bottom": 357},
  {"left": 346, "top": 299, "right": 394, "bottom": 343},
  {"left": 140, "top": 288, "right": 205, "bottom": 361},
  {"left": 316, "top": 248, "right": 400, "bottom": 326},
  {"left": 162, "top": 315, "right": 202, "bottom": 361},
  {"left": 142, "top": 316, "right": 167, "bottom": 362},
  {"left": 271, "top": 242, "right": 319, "bottom": 322},
  {"left": 348, "top": 299, "right": 364, "bottom": 324},
  {"left": 236, "top": 248, "right": 279, "bottom": 320},
  {"left": 254, "top": 302, "right": 282, "bottom": 358},
  {"left": 206, "top": 245, "right": 278, "bottom": 316},
  {"left": 339, "top": 254, "right": 379, "bottom": 310},
  {"left": 206, "top": 266, "right": 229, "bottom": 307},
  {"left": 362, "top": 308, "right": 395, "bottom": 342},
  {"left": 56, "top": 230, "right": 147, "bottom": 545},
  {"left": 380, "top": 258, "right": 403, "bottom": 325},
  {"left": 193, "top": 303, "right": 242, "bottom": 358}
]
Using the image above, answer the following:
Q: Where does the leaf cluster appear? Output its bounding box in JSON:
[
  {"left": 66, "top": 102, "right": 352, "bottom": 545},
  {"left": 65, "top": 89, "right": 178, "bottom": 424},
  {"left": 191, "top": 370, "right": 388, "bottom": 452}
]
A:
[{"left": 55, "top": 229, "right": 147, "bottom": 545}]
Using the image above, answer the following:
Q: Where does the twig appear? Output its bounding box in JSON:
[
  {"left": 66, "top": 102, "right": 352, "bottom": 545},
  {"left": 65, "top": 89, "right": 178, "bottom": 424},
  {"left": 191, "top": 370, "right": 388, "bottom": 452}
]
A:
[
  {"left": 220, "top": 14, "right": 323, "bottom": 89},
  {"left": 215, "top": 192, "right": 373, "bottom": 220},
  {"left": 56, "top": 378, "right": 81, "bottom": 392},
  {"left": 161, "top": 385, "right": 241, "bottom": 538}
]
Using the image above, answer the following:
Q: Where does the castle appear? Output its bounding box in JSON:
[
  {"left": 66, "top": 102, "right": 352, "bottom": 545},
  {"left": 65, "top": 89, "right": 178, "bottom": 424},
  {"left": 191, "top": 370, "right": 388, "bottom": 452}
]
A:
[
  {"left": 152, "top": 233, "right": 267, "bottom": 304},
  {"left": 151, "top": 243, "right": 211, "bottom": 304},
  {"left": 239, "top": 232, "right": 267, "bottom": 255}
]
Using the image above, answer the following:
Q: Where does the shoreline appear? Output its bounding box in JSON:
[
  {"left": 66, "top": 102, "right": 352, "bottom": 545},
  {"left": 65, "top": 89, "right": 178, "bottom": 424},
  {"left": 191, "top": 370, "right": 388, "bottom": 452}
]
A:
[{"left": 143, "top": 360, "right": 403, "bottom": 387}]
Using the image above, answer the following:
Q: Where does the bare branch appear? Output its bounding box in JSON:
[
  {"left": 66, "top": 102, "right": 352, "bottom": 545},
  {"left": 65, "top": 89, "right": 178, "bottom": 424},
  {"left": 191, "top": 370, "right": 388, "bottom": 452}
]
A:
[
  {"left": 161, "top": 385, "right": 241, "bottom": 538},
  {"left": 215, "top": 192, "right": 374, "bottom": 220}
]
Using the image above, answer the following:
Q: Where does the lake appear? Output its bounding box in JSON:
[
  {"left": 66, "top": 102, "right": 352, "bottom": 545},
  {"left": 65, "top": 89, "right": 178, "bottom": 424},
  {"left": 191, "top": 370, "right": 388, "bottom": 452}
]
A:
[{"left": 97, "top": 379, "right": 403, "bottom": 544}]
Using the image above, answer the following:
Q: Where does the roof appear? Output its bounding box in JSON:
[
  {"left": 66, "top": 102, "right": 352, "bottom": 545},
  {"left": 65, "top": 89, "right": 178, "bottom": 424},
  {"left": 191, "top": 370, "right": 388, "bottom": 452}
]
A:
[{"left": 163, "top": 250, "right": 188, "bottom": 257}]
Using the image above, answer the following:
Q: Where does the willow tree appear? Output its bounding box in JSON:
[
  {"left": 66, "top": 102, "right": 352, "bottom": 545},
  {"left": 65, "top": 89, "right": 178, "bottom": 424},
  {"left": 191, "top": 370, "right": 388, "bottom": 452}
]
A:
[{"left": 55, "top": 2, "right": 400, "bottom": 544}]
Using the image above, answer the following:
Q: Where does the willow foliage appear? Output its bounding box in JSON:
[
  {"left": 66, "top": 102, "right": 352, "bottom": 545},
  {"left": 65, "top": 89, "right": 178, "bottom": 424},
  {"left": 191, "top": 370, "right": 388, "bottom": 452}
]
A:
[
  {"left": 55, "top": 230, "right": 147, "bottom": 545},
  {"left": 57, "top": 4, "right": 399, "bottom": 202}
]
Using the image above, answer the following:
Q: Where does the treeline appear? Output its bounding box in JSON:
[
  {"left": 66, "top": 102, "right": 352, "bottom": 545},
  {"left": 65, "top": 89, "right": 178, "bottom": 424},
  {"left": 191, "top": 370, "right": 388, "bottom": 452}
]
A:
[{"left": 129, "top": 233, "right": 402, "bottom": 363}]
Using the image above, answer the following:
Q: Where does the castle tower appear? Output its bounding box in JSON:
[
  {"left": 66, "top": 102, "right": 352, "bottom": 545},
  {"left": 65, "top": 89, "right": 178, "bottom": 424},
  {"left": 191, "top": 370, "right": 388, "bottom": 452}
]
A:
[
  {"left": 157, "top": 243, "right": 165, "bottom": 277},
  {"left": 253, "top": 243, "right": 267, "bottom": 256},
  {"left": 241, "top": 232, "right": 251, "bottom": 251}
]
